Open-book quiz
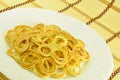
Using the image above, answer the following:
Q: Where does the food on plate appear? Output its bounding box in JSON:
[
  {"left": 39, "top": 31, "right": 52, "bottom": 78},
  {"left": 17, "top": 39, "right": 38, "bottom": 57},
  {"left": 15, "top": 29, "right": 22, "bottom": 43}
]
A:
[{"left": 5, "top": 23, "right": 90, "bottom": 78}]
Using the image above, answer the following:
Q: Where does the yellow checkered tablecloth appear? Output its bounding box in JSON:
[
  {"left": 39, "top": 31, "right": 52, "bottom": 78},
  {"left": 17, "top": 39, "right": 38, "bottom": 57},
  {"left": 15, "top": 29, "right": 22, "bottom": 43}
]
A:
[{"left": 0, "top": 0, "right": 120, "bottom": 80}]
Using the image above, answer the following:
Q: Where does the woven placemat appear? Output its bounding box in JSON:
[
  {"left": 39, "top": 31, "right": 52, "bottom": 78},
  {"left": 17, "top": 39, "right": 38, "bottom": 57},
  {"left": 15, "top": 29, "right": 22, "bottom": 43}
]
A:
[{"left": 0, "top": 0, "right": 120, "bottom": 80}]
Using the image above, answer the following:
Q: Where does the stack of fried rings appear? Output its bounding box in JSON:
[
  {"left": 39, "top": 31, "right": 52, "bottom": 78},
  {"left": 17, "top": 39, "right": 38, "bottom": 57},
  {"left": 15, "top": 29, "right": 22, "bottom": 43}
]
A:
[{"left": 5, "top": 24, "right": 90, "bottom": 78}]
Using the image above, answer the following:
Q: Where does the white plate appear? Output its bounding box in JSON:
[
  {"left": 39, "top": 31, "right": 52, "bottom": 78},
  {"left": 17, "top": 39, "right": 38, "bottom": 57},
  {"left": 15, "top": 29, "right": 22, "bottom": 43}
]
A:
[{"left": 0, "top": 8, "right": 113, "bottom": 80}]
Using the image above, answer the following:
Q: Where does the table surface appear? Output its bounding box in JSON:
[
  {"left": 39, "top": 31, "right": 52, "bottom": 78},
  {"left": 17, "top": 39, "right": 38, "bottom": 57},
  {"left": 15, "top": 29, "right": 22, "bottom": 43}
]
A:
[{"left": 0, "top": 0, "right": 120, "bottom": 80}]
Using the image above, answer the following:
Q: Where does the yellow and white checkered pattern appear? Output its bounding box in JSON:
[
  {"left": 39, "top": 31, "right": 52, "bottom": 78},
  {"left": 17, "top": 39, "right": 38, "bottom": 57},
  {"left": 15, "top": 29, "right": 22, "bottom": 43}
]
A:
[{"left": 0, "top": 0, "right": 120, "bottom": 80}]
